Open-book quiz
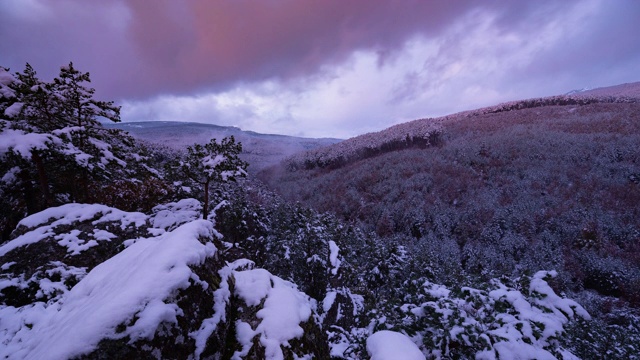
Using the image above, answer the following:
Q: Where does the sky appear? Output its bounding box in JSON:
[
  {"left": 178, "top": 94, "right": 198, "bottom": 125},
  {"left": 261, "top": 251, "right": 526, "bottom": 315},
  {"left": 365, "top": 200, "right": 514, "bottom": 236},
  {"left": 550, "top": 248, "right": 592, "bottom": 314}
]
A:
[{"left": 1, "top": 0, "right": 639, "bottom": 139}]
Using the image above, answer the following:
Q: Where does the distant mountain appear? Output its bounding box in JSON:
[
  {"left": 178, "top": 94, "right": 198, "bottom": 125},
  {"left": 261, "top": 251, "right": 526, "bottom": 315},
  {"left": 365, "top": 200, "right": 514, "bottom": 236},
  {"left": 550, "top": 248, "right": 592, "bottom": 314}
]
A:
[{"left": 104, "top": 121, "right": 341, "bottom": 172}]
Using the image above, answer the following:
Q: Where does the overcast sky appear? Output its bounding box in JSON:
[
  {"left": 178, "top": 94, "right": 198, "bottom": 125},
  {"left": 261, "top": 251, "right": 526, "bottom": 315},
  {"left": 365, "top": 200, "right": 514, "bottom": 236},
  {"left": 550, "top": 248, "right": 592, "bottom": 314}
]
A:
[{"left": 1, "top": 0, "right": 639, "bottom": 138}]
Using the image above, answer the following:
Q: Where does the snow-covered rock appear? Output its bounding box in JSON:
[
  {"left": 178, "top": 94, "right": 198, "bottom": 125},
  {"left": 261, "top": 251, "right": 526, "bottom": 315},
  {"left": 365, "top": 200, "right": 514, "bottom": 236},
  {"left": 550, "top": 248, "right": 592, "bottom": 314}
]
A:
[{"left": 0, "top": 202, "right": 328, "bottom": 359}]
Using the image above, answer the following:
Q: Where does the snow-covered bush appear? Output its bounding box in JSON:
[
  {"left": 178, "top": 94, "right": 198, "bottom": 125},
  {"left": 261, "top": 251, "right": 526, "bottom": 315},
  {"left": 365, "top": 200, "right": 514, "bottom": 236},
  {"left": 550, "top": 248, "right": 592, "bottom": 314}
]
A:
[{"left": 385, "top": 271, "right": 590, "bottom": 359}]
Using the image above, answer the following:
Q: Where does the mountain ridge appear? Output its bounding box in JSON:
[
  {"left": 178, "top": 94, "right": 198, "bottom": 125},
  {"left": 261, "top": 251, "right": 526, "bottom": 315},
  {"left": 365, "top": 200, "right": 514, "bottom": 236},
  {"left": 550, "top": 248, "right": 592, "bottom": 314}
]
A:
[
  {"left": 105, "top": 121, "right": 342, "bottom": 172},
  {"left": 272, "top": 81, "right": 640, "bottom": 172}
]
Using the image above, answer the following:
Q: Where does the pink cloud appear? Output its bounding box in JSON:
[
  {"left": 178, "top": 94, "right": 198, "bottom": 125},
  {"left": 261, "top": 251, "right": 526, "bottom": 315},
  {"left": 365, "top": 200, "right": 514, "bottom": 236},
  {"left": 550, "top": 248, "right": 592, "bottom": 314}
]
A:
[
  {"left": 120, "top": 0, "right": 513, "bottom": 97},
  {"left": 1, "top": 0, "right": 638, "bottom": 112}
]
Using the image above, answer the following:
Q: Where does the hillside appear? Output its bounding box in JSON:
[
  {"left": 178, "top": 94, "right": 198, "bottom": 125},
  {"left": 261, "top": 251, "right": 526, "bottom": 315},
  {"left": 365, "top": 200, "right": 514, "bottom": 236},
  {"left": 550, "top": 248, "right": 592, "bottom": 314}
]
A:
[
  {"left": 105, "top": 121, "right": 341, "bottom": 172},
  {"left": 259, "top": 82, "right": 640, "bottom": 357}
]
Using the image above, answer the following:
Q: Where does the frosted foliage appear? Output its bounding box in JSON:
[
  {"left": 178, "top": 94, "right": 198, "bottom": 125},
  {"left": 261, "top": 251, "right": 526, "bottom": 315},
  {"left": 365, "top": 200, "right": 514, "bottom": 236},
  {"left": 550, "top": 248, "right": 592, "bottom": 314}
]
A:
[
  {"left": 0, "top": 127, "right": 59, "bottom": 158},
  {"left": 398, "top": 271, "right": 589, "bottom": 359},
  {"left": 0, "top": 67, "right": 16, "bottom": 99},
  {"left": 150, "top": 198, "right": 202, "bottom": 232},
  {"left": 0, "top": 122, "right": 131, "bottom": 184}
]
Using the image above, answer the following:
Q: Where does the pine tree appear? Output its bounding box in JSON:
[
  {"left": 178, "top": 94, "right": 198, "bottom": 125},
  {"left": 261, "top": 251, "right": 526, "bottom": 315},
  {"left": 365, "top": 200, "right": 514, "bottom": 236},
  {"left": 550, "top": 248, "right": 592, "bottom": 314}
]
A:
[
  {"left": 179, "top": 136, "right": 248, "bottom": 219},
  {"left": 1, "top": 62, "right": 161, "bottom": 240}
]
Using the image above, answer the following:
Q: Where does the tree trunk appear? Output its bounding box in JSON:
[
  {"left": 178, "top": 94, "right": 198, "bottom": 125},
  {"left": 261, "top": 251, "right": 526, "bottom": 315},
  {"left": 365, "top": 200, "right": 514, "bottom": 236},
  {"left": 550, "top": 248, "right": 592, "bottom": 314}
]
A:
[
  {"left": 19, "top": 169, "right": 38, "bottom": 214},
  {"left": 32, "top": 152, "right": 51, "bottom": 208},
  {"left": 203, "top": 180, "right": 210, "bottom": 219}
]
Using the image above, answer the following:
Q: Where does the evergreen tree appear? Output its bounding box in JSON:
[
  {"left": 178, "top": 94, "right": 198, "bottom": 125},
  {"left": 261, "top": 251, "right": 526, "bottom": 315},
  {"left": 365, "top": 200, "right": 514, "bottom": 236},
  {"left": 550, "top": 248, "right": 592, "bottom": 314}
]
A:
[
  {"left": 179, "top": 136, "right": 248, "bottom": 219},
  {"left": 0, "top": 63, "right": 162, "bottom": 239}
]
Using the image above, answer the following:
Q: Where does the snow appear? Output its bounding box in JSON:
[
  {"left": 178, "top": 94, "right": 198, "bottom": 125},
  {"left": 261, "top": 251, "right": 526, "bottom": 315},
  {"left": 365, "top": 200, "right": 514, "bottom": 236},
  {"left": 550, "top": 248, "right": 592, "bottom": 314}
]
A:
[
  {"left": 191, "top": 261, "right": 316, "bottom": 360},
  {"left": 202, "top": 154, "right": 226, "bottom": 171},
  {"left": 488, "top": 270, "right": 591, "bottom": 344},
  {"left": 92, "top": 229, "right": 117, "bottom": 241},
  {"left": 423, "top": 281, "right": 451, "bottom": 298},
  {"left": 0, "top": 203, "right": 147, "bottom": 258},
  {"left": 0, "top": 206, "right": 218, "bottom": 360},
  {"left": 151, "top": 198, "right": 202, "bottom": 231},
  {"left": 190, "top": 264, "right": 232, "bottom": 359},
  {"left": 234, "top": 268, "right": 272, "bottom": 306},
  {"left": 1, "top": 166, "right": 20, "bottom": 185},
  {"left": 4, "top": 102, "right": 23, "bottom": 117},
  {"left": 233, "top": 321, "right": 256, "bottom": 359},
  {"left": 55, "top": 229, "right": 99, "bottom": 255},
  {"left": 329, "top": 337, "right": 350, "bottom": 358},
  {"left": 0, "top": 128, "right": 59, "bottom": 159},
  {"left": 407, "top": 273, "right": 589, "bottom": 359},
  {"left": 0, "top": 68, "right": 16, "bottom": 98},
  {"left": 35, "top": 263, "right": 87, "bottom": 301},
  {"left": 328, "top": 240, "right": 341, "bottom": 275},
  {"left": 366, "top": 330, "right": 425, "bottom": 360},
  {"left": 1, "top": 262, "right": 16, "bottom": 270},
  {"left": 233, "top": 268, "right": 314, "bottom": 360},
  {"left": 88, "top": 137, "right": 126, "bottom": 167},
  {"left": 323, "top": 291, "right": 337, "bottom": 312},
  {"left": 18, "top": 203, "right": 147, "bottom": 229}
]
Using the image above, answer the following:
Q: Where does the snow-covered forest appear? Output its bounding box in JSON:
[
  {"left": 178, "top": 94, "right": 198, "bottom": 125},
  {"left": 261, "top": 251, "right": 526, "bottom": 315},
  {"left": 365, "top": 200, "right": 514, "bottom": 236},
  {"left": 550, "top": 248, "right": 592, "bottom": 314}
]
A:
[{"left": 1, "top": 63, "right": 638, "bottom": 359}]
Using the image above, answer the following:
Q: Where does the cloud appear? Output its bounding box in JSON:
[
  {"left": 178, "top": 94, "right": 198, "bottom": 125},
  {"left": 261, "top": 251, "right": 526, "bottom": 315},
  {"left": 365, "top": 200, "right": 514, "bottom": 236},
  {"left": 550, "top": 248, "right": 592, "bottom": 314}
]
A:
[
  {"left": 0, "top": 0, "right": 575, "bottom": 98},
  {"left": 2, "top": 0, "right": 640, "bottom": 138}
]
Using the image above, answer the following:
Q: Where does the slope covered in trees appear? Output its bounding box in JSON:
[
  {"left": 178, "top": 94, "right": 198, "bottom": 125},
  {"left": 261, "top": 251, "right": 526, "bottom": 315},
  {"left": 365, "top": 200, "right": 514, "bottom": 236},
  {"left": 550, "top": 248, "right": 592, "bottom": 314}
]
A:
[{"left": 259, "top": 83, "right": 640, "bottom": 358}]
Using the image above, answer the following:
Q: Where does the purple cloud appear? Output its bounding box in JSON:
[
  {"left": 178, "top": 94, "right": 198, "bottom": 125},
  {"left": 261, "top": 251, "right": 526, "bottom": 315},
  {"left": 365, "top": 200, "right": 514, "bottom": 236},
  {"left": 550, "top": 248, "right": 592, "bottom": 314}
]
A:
[{"left": 1, "top": 0, "right": 639, "bottom": 137}]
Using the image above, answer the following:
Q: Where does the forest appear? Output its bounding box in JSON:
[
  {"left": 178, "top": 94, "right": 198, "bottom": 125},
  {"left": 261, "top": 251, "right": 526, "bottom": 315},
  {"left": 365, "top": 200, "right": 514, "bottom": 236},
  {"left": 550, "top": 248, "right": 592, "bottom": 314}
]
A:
[{"left": 0, "top": 63, "right": 638, "bottom": 359}]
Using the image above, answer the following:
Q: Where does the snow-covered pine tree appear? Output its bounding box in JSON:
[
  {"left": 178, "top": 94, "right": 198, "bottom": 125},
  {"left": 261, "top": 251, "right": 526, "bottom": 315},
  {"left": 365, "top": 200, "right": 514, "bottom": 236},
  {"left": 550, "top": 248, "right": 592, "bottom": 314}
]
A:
[
  {"left": 54, "top": 62, "right": 120, "bottom": 127},
  {"left": 178, "top": 136, "right": 248, "bottom": 219},
  {"left": 0, "top": 63, "right": 163, "bottom": 240}
]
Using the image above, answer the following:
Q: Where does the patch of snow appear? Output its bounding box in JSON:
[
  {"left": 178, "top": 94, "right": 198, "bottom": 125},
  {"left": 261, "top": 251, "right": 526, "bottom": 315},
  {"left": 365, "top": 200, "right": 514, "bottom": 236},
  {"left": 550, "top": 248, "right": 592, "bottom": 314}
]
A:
[
  {"left": 151, "top": 198, "right": 202, "bottom": 231},
  {"left": 234, "top": 269, "right": 272, "bottom": 307},
  {"left": 4, "top": 102, "right": 23, "bottom": 117},
  {"left": 55, "top": 229, "right": 98, "bottom": 255},
  {"left": 233, "top": 268, "right": 314, "bottom": 360},
  {"left": 323, "top": 291, "right": 337, "bottom": 313},
  {"left": 328, "top": 240, "right": 341, "bottom": 275},
  {"left": 1, "top": 166, "right": 20, "bottom": 185},
  {"left": 423, "top": 282, "right": 451, "bottom": 298},
  {"left": 232, "top": 321, "right": 256, "bottom": 359},
  {"left": 366, "top": 330, "right": 425, "bottom": 360},
  {"left": 1, "top": 261, "right": 16, "bottom": 270}
]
